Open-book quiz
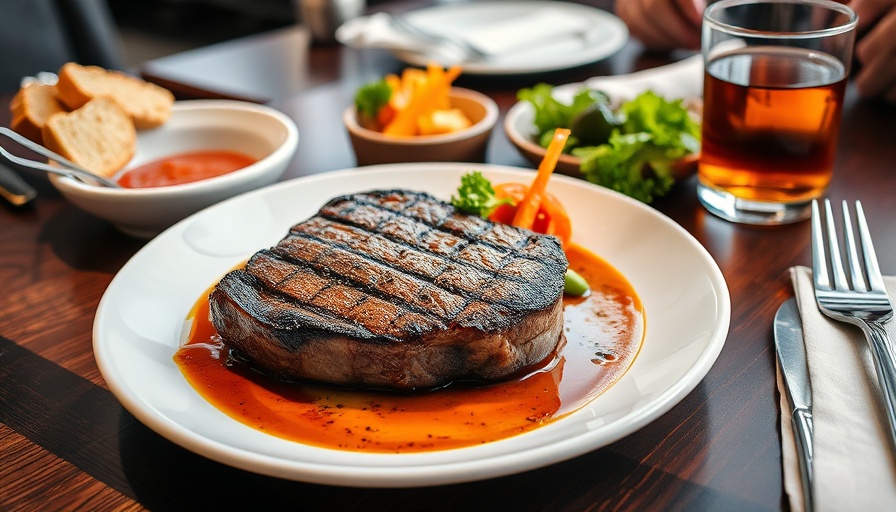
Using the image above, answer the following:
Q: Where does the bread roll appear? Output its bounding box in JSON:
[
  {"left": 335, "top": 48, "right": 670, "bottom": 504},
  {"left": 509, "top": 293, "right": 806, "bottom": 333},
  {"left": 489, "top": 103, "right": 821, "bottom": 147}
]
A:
[
  {"left": 55, "top": 63, "right": 174, "bottom": 129},
  {"left": 42, "top": 97, "right": 136, "bottom": 178},
  {"left": 9, "top": 83, "right": 67, "bottom": 143}
]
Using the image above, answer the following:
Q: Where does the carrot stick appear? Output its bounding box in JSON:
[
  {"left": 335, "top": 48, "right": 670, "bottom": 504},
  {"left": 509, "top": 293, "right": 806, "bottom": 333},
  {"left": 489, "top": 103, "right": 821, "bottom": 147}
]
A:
[
  {"left": 383, "top": 79, "right": 441, "bottom": 136},
  {"left": 426, "top": 62, "right": 443, "bottom": 83},
  {"left": 511, "top": 128, "right": 570, "bottom": 229},
  {"left": 444, "top": 65, "right": 462, "bottom": 83},
  {"left": 427, "top": 63, "right": 462, "bottom": 110},
  {"left": 384, "top": 64, "right": 465, "bottom": 136},
  {"left": 439, "top": 65, "right": 462, "bottom": 111},
  {"left": 426, "top": 63, "right": 449, "bottom": 110}
]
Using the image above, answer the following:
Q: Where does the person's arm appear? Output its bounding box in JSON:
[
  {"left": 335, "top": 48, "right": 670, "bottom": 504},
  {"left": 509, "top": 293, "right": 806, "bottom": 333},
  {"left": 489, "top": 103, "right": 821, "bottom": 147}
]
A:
[
  {"left": 851, "top": 0, "right": 896, "bottom": 103},
  {"left": 615, "top": 0, "right": 705, "bottom": 51}
]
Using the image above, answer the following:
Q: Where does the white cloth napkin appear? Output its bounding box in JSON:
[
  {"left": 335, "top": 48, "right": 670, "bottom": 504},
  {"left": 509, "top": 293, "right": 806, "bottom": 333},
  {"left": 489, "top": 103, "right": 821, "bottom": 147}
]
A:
[
  {"left": 580, "top": 54, "right": 704, "bottom": 104},
  {"left": 335, "top": 8, "right": 594, "bottom": 62},
  {"left": 781, "top": 266, "right": 896, "bottom": 512}
]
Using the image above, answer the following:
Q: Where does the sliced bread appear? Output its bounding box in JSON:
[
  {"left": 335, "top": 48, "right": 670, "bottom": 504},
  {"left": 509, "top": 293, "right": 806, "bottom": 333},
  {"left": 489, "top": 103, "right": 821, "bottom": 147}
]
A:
[
  {"left": 55, "top": 63, "right": 174, "bottom": 129},
  {"left": 42, "top": 97, "right": 136, "bottom": 178},
  {"left": 9, "top": 83, "right": 67, "bottom": 143}
]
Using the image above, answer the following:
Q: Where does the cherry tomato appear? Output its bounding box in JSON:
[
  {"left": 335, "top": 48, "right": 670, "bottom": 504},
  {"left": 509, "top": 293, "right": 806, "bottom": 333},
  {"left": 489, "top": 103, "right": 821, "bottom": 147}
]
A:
[{"left": 489, "top": 182, "right": 572, "bottom": 245}]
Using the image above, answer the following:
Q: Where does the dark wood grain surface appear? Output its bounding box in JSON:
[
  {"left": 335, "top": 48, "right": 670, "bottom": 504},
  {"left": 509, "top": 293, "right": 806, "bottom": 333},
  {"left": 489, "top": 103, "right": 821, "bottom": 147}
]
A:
[{"left": 3, "top": 1, "right": 896, "bottom": 510}]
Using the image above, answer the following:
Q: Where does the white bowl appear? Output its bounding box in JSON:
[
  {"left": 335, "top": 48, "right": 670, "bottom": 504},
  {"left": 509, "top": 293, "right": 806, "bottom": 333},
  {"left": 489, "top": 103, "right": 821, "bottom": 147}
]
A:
[{"left": 50, "top": 100, "right": 299, "bottom": 238}]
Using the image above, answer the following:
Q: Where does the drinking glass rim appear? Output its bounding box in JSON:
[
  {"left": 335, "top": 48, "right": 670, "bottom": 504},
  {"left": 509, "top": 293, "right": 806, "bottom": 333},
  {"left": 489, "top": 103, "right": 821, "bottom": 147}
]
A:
[{"left": 704, "top": 0, "right": 858, "bottom": 39}]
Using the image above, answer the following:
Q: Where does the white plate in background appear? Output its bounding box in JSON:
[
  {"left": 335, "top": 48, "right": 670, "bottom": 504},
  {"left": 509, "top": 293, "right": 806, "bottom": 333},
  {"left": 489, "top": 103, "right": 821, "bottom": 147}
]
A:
[{"left": 381, "top": 2, "right": 627, "bottom": 75}]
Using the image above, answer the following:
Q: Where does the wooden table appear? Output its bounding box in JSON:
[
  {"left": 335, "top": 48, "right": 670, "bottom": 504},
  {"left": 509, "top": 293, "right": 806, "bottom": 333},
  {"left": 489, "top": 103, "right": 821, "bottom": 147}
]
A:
[{"left": 3, "top": 2, "right": 895, "bottom": 510}]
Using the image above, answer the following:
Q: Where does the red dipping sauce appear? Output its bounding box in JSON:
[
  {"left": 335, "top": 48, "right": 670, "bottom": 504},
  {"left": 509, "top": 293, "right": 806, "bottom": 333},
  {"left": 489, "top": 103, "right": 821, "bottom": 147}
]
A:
[{"left": 118, "top": 150, "right": 257, "bottom": 188}]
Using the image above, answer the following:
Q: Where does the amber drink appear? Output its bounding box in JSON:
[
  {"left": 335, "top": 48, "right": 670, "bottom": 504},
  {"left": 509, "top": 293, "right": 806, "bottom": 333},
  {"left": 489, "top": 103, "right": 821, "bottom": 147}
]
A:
[{"left": 697, "top": 0, "right": 856, "bottom": 224}]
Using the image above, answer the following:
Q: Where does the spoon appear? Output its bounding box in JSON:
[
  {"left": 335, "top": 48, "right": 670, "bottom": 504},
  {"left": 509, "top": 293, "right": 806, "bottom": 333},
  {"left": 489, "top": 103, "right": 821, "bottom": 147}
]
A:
[{"left": 0, "top": 127, "right": 122, "bottom": 188}]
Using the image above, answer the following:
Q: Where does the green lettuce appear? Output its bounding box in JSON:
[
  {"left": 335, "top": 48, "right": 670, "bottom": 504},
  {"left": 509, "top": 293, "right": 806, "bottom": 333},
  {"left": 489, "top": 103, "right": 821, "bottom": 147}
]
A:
[
  {"left": 517, "top": 84, "right": 609, "bottom": 153},
  {"left": 577, "top": 92, "right": 700, "bottom": 203},
  {"left": 519, "top": 85, "right": 700, "bottom": 203}
]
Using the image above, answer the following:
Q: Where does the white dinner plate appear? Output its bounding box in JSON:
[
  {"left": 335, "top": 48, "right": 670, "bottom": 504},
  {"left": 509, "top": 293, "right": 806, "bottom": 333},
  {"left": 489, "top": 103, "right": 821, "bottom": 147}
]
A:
[
  {"left": 93, "top": 163, "right": 729, "bottom": 488},
  {"left": 390, "top": 2, "right": 629, "bottom": 75}
]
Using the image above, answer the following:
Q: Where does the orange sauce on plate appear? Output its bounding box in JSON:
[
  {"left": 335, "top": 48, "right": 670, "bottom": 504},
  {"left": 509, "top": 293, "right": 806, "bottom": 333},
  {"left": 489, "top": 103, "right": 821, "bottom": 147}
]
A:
[
  {"left": 118, "top": 150, "right": 256, "bottom": 188},
  {"left": 174, "top": 244, "right": 644, "bottom": 453}
]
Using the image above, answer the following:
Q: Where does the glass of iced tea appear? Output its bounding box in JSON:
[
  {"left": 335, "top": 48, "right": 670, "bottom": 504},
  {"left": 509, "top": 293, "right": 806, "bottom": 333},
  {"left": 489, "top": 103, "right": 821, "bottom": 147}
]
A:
[{"left": 697, "top": 0, "right": 857, "bottom": 224}]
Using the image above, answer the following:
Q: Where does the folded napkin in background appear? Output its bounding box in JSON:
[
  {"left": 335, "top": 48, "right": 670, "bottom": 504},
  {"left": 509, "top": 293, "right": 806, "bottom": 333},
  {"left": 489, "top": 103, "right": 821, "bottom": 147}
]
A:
[
  {"left": 337, "top": 13, "right": 451, "bottom": 59},
  {"left": 581, "top": 54, "right": 704, "bottom": 104},
  {"left": 780, "top": 266, "right": 896, "bottom": 512},
  {"left": 335, "top": 8, "right": 593, "bottom": 62},
  {"left": 455, "top": 7, "right": 593, "bottom": 56}
]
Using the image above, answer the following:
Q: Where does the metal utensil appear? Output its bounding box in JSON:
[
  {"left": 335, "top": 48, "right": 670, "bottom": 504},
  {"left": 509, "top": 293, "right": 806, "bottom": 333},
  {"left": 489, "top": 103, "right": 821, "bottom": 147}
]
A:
[
  {"left": 387, "top": 14, "right": 490, "bottom": 62},
  {"left": 300, "top": 0, "right": 366, "bottom": 44},
  {"left": 0, "top": 127, "right": 121, "bottom": 188},
  {"left": 775, "top": 297, "right": 814, "bottom": 512},
  {"left": 0, "top": 163, "right": 37, "bottom": 206},
  {"left": 811, "top": 198, "right": 896, "bottom": 449}
]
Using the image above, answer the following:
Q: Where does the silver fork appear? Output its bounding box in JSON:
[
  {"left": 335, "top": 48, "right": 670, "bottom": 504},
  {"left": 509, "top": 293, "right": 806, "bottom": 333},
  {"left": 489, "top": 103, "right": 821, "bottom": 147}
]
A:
[{"left": 811, "top": 198, "right": 896, "bottom": 448}]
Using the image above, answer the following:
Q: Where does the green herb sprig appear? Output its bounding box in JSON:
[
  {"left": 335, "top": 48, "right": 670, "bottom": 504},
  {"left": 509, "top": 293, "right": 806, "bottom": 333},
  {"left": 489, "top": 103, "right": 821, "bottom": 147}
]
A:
[{"left": 450, "top": 171, "right": 514, "bottom": 218}]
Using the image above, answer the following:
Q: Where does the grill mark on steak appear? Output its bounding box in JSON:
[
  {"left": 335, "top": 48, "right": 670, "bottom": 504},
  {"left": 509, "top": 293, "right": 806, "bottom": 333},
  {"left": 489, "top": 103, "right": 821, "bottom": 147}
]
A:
[
  {"left": 240, "top": 252, "right": 445, "bottom": 345},
  {"left": 215, "top": 271, "right": 375, "bottom": 348},
  {"left": 310, "top": 193, "right": 565, "bottom": 294},
  {"left": 209, "top": 189, "right": 568, "bottom": 390},
  {"left": 262, "top": 190, "right": 567, "bottom": 329},
  {"left": 286, "top": 217, "right": 559, "bottom": 314},
  {"left": 266, "top": 233, "right": 522, "bottom": 334},
  {"left": 266, "top": 237, "right": 465, "bottom": 320}
]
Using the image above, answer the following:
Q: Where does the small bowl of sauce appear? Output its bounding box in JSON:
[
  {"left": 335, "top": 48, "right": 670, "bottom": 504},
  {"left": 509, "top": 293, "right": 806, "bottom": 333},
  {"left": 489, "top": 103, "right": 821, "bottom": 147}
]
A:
[
  {"left": 50, "top": 100, "right": 299, "bottom": 238},
  {"left": 118, "top": 150, "right": 257, "bottom": 189}
]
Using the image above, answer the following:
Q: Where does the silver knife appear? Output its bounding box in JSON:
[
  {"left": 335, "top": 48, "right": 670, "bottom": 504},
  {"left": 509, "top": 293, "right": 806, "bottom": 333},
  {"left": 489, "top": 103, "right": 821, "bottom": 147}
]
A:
[{"left": 774, "top": 298, "right": 814, "bottom": 512}]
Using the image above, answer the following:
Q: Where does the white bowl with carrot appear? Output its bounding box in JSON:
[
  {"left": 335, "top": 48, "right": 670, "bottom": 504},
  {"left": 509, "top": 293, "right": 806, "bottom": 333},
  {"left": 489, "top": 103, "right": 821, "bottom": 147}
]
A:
[{"left": 343, "top": 65, "right": 499, "bottom": 166}]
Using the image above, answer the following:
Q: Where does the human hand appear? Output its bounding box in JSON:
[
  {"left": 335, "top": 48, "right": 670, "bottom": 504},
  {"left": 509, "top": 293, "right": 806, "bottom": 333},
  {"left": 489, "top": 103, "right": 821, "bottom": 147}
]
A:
[
  {"left": 615, "top": 0, "right": 705, "bottom": 51},
  {"left": 850, "top": 0, "right": 896, "bottom": 103}
]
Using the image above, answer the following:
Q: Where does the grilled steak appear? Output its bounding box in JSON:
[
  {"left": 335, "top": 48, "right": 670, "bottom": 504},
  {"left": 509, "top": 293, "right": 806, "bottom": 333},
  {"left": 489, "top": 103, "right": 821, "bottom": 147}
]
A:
[{"left": 209, "top": 189, "right": 568, "bottom": 391}]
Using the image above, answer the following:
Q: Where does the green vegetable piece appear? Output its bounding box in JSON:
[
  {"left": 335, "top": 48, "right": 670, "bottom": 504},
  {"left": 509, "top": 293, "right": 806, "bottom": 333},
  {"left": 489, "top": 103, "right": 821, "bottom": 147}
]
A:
[
  {"left": 518, "top": 84, "right": 608, "bottom": 153},
  {"left": 620, "top": 90, "right": 700, "bottom": 152},
  {"left": 564, "top": 268, "right": 590, "bottom": 297},
  {"left": 576, "top": 132, "right": 673, "bottom": 203},
  {"left": 576, "top": 91, "right": 701, "bottom": 203},
  {"left": 354, "top": 79, "right": 392, "bottom": 120},
  {"left": 570, "top": 102, "right": 621, "bottom": 146},
  {"left": 450, "top": 171, "right": 514, "bottom": 218},
  {"left": 516, "top": 84, "right": 700, "bottom": 203}
]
